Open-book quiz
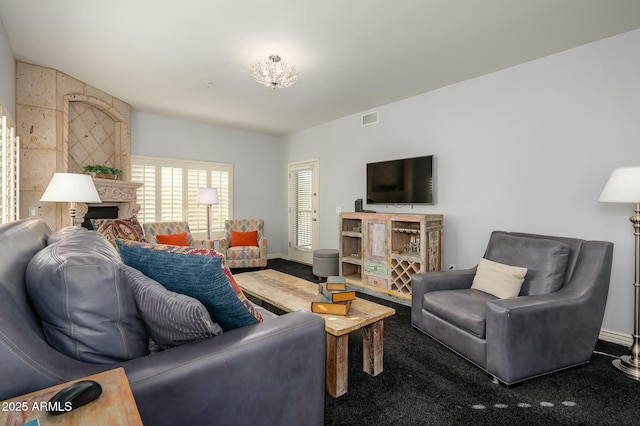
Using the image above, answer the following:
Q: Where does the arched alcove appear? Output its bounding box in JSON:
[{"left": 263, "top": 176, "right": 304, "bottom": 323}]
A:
[
  {"left": 62, "top": 94, "right": 130, "bottom": 180},
  {"left": 17, "top": 62, "right": 134, "bottom": 229}
]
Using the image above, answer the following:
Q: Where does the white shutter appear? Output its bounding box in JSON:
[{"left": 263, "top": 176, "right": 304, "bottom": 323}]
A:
[
  {"left": 131, "top": 163, "right": 157, "bottom": 223},
  {"left": 160, "top": 166, "right": 183, "bottom": 221},
  {"left": 187, "top": 168, "right": 208, "bottom": 233},
  {"left": 1, "top": 104, "right": 19, "bottom": 224},
  {"left": 290, "top": 167, "right": 313, "bottom": 249},
  {"left": 210, "top": 169, "right": 230, "bottom": 234}
]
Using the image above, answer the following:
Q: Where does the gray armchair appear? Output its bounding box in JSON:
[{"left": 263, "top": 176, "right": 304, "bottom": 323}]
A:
[{"left": 411, "top": 231, "right": 613, "bottom": 385}]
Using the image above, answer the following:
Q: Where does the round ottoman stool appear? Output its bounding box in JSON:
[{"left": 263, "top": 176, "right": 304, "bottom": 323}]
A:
[{"left": 313, "top": 249, "right": 339, "bottom": 280}]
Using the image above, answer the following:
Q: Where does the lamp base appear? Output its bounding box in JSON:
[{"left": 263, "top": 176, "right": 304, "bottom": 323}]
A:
[
  {"left": 68, "top": 203, "right": 78, "bottom": 227},
  {"left": 613, "top": 355, "right": 640, "bottom": 381}
]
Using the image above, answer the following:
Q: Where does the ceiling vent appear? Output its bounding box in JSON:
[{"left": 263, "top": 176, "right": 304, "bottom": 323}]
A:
[{"left": 361, "top": 111, "right": 378, "bottom": 126}]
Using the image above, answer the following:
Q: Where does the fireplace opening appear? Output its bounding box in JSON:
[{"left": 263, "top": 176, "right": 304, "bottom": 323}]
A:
[{"left": 81, "top": 206, "right": 119, "bottom": 230}]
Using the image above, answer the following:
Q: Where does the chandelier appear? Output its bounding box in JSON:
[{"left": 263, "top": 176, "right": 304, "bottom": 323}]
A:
[{"left": 250, "top": 55, "right": 299, "bottom": 89}]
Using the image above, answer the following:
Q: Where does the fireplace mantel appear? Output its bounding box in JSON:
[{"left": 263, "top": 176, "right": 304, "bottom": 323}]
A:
[
  {"left": 74, "top": 178, "right": 143, "bottom": 225},
  {"left": 92, "top": 178, "right": 142, "bottom": 202}
]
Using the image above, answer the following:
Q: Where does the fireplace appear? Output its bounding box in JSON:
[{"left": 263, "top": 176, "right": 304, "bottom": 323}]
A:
[
  {"left": 81, "top": 206, "right": 119, "bottom": 230},
  {"left": 72, "top": 177, "right": 143, "bottom": 226}
]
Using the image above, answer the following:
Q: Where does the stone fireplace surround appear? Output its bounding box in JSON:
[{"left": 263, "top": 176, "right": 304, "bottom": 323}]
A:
[
  {"left": 17, "top": 62, "right": 138, "bottom": 229},
  {"left": 78, "top": 178, "right": 143, "bottom": 226}
]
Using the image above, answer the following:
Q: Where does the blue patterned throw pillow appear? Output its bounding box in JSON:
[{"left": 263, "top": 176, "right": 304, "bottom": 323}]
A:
[{"left": 117, "top": 240, "right": 259, "bottom": 331}]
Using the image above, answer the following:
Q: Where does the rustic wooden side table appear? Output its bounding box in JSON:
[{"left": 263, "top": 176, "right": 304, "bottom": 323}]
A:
[{"left": 0, "top": 368, "right": 143, "bottom": 426}]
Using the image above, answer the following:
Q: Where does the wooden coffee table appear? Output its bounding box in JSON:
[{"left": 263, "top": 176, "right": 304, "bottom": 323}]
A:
[{"left": 234, "top": 269, "right": 395, "bottom": 398}]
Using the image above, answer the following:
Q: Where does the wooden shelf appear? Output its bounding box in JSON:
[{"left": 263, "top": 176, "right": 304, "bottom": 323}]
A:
[
  {"left": 341, "top": 231, "right": 362, "bottom": 238},
  {"left": 392, "top": 227, "right": 420, "bottom": 234},
  {"left": 344, "top": 273, "right": 362, "bottom": 283},
  {"left": 390, "top": 252, "right": 421, "bottom": 262},
  {"left": 341, "top": 256, "right": 362, "bottom": 266},
  {"left": 339, "top": 212, "right": 443, "bottom": 306}
]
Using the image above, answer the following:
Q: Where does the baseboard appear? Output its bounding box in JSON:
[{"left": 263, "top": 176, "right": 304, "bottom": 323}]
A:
[
  {"left": 267, "top": 254, "right": 313, "bottom": 266},
  {"left": 267, "top": 253, "right": 289, "bottom": 260},
  {"left": 599, "top": 329, "right": 632, "bottom": 347}
]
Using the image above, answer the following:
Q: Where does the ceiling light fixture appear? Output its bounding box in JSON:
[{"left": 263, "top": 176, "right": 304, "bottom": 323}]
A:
[{"left": 250, "top": 55, "right": 299, "bottom": 89}]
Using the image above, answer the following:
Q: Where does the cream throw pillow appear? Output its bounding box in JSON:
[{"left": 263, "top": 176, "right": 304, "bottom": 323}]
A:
[{"left": 471, "top": 258, "right": 527, "bottom": 299}]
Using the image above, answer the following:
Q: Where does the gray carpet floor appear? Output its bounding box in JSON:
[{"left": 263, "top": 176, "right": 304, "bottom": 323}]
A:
[{"left": 247, "top": 258, "right": 640, "bottom": 425}]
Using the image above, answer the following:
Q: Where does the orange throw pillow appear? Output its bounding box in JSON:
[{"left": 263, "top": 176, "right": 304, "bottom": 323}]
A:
[
  {"left": 230, "top": 230, "right": 258, "bottom": 247},
  {"left": 156, "top": 232, "right": 189, "bottom": 246}
]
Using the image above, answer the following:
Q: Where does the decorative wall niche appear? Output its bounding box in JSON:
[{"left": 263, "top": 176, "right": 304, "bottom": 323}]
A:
[
  {"left": 68, "top": 101, "right": 116, "bottom": 174},
  {"left": 63, "top": 94, "right": 129, "bottom": 179},
  {"left": 17, "top": 62, "right": 135, "bottom": 230}
]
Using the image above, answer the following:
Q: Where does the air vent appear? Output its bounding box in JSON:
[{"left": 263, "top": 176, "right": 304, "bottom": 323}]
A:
[{"left": 361, "top": 111, "right": 378, "bottom": 126}]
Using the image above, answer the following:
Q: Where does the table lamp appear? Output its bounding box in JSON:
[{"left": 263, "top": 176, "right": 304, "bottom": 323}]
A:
[
  {"left": 599, "top": 166, "right": 640, "bottom": 380},
  {"left": 40, "top": 172, "right": 102, "bottom": 226},
  {"left": 196, "top": 187, "right": 219, "bottom": 240}
]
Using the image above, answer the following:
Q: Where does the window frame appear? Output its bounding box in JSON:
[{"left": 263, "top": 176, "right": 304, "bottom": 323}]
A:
[{"left": 131, "top": 155, "right": 233, "bottom": 240}]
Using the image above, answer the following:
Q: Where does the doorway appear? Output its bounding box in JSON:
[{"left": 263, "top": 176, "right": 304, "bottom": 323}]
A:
[{"left": 288, "top": 159, "right": 319, "bottom": 264}]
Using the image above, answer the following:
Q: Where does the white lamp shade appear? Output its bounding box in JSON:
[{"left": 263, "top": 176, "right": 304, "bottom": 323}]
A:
[
  {"left": 40, "top": 173, "right": 102, "bottom": 203},
  {"left": 196, "top": 188, "right": 219, "bottom": 205},
  {"left": 599, "top": 167, "right": 640, "bottom": 203}
]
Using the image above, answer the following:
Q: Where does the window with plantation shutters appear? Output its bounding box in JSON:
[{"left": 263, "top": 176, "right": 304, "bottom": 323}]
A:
[
  {"left": 1, "top": 103, "right": 19, "bottom": 224},
  {"left": 131, "top": 163, "right": 156, "bottom": 224},
  {"left": 185, "top": 168, "right": 230, "bottom": 235},
  {"left": 132, "top": 156, "right": 233, "bottom": 239}
]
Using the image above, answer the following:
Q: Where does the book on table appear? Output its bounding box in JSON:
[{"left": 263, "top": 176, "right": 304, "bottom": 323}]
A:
[
  {"left": 310, "top": 295, "right": 352, "bottom": 315},
  {"left": 325, "top": 276, "right": 347, "bottom": 291},
  {"left": 318, "top": 282, "right": 355, "bottom": 302}
]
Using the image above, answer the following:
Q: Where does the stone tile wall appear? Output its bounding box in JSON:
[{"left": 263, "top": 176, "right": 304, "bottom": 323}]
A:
[{"left": 17, "top": 62, "right": 131, "bottom": 229}]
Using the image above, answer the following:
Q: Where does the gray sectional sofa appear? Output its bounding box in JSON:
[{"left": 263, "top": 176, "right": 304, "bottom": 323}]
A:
[{"left": 0, "top": 218, "right": 326, "bottom": 425}]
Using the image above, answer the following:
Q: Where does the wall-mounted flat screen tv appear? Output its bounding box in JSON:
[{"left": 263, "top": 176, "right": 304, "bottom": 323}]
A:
[{"left": 366, "top": 155, "right": 434, "bottom": 205}]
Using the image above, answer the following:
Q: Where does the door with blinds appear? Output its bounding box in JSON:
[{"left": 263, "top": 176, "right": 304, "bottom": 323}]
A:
[{"left": 288, "top": 160, "right": 319, "bottom": 265}]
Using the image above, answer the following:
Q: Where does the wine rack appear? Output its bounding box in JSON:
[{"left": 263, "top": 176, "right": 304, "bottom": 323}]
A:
[{"left": 339, "top": 212, "right": 443, "bottom": 305}]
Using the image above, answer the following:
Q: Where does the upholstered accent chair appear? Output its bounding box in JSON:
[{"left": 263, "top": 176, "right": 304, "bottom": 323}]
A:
[
  {"left": 411, "top": 231, "right": 613, "bottom": 385},
  {"left": 143, "top": 221, "right": 214, "bottom": 249},
  {"left": 219, "top": 219, "right": 267, "bottom": 268}
]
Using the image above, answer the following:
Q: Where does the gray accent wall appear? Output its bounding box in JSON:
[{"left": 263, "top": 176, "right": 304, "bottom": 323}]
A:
[
  {"left": 283, "top": 29, "right": 640, "bottom": 337},
  {"left": 16, "top": 27, "right": 637, "bottom": 338},
  {"left": 130, "top": 111, "right": 287, "bottom": 256}
]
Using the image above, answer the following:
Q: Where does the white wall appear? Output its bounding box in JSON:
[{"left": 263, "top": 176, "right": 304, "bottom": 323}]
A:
[
  {"left": 0, "top": 16, "right": 15, "bottom": 117},
  {"left": 283, "top": 29, "right": 640, "bottom": 337},
  {"left": 130, "top": 111, "right": 288, "bottom": 255}
]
